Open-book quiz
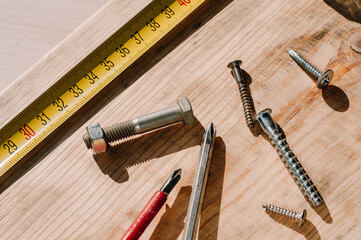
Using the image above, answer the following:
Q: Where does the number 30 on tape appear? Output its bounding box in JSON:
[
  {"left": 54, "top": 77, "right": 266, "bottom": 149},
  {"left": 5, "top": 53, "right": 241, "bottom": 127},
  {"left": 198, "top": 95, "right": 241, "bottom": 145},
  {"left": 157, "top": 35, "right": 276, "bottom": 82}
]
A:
[{"left": 0, "top": 0, "right": 205, "bottom": 177}]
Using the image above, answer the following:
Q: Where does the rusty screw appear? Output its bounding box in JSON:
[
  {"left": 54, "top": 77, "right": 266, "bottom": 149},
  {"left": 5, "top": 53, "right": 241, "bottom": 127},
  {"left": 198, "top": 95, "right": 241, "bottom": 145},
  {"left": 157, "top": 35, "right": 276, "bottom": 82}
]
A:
[
  {"left": 227, "top": 60, "right": 255, "bottom": 128},
  {"left": 83, "top": 97, "right": 194, "bottom": 154}
]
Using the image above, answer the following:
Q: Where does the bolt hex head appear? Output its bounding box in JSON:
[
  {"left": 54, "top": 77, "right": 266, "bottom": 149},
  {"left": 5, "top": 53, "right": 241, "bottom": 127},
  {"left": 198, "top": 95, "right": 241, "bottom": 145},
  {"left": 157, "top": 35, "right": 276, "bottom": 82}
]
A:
[
  {"left": 317, "top": 69, "right": 333, "bottom": 89},
  {"left": 177, "top": 97, "right": 194, "bottom": 125},
  {"left": 85, "top": 123, "right": 107, "bottom": 154}
]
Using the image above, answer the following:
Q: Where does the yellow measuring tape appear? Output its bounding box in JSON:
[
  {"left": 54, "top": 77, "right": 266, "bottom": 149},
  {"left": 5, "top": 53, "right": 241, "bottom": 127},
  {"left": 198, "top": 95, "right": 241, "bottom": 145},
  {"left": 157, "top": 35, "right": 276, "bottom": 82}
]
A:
[{"left": 0, "top": 0, "right": 205, "bottom": 177}]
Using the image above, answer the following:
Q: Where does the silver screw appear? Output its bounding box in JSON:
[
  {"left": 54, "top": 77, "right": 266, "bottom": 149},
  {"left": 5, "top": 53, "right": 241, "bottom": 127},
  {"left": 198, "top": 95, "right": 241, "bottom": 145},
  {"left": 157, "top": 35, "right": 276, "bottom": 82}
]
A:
[
  {"left": 255, "top": 108, "right": 323, "bottom": 206},
  {"left": 227, "top": 60, "right": 255, "bottom": 128},
  {"left": 288, "top": 49, "right": 333, "bottom": 89},
  {"left": 263, "top": 204, "right": 307, "bottom": 227},
  {"left": 83, "top": 97, "right": 194, "bottom": 153}
]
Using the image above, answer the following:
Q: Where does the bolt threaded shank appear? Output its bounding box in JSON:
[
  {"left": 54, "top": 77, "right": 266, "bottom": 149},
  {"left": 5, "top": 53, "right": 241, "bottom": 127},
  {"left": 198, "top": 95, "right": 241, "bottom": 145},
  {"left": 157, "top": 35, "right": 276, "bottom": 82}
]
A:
[
  {"left": 83, "top": 133, "right": 92, "bottom": 149},
  {"left": 103, "top": 120, "right": 135, "bottom": 143},
  {"left": 288, "top": 50, "right": 322, "bottom": 79}
]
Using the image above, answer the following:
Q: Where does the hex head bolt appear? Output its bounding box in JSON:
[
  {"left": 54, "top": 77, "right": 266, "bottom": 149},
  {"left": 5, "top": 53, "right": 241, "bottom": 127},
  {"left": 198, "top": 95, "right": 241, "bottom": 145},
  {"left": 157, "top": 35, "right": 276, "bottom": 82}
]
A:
[
  {"left": 255, "top": 109, "right": 323, "bottom": 206},
  {"left": 83, "top": 97, "right": 195, "bottom": 154},
  {"left": 288, "top": 49, "right": 334, "bottom": 89},
  {"left": 227, "top": 60, "right": 255, "bottom": 128},
  {"left": 263, "top": 204, "right": 307, "bottom": 227}
]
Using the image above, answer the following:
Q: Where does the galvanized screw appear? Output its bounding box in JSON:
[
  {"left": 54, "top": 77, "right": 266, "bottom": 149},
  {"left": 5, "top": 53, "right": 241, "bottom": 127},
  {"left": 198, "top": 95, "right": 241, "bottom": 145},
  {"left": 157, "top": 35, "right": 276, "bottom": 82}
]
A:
[
  {"left": 83, "top": 97, "right": 194, "bottom": 154},
  {"left": 227, "top": 60, "right": 255, "bottom": 128},
  {"left": 288, "top": 49, "right": 334, "bottom": 89},
  {"left": 255, "top": 108, "right": 323, "bottom": 206},
  {"left": 263, "top": 204, "right": 307, "bottom": 227}
]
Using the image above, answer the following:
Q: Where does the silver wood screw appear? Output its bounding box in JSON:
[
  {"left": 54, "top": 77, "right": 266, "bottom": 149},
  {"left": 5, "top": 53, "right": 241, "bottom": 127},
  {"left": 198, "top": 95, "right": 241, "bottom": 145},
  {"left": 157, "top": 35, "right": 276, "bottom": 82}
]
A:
[
  {"left": 227, "top": 60, "right": 255, "bottom": 128},
  {"left": 255, "top": 108, "right": 323, "bottom": 206},
  {"left": 83, "top": 97, "right": 194, "bottom": 154},
  {"left": 288, "top": 49, "right": 333, "bottom": 89},
  {"left": 263, "top": 204, "right": 307, "bottom": 226}
]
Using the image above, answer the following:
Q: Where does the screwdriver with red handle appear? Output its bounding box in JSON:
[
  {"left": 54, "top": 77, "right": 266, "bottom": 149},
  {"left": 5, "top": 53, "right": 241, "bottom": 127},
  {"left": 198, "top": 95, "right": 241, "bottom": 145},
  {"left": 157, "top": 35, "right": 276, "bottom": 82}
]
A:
[{"left": 121, "top": 168, "right": 182, "bottom": 240}]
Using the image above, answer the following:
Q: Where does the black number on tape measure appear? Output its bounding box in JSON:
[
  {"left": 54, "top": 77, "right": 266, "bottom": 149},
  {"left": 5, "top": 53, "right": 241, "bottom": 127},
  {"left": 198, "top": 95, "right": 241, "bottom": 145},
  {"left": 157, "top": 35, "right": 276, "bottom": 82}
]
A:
[
  {"left": 146, "top": 19, "right": 160, "bottom": 31},
  {"left": 100, "top": 57, "right": 115, "bottom": 71},
  {"left": 85, "top": 71, "right": 99, "bottom": 84},
  {"left": 131, "top": 31, "right": 144, "bottom": 44},
  {"left": 116, "top": 44, "right": 130, "bottom": 57},
  {"left": 161, "top": 6, "right": 175, "bottom": 18},
  {"left": 19, "top": 124, "right": 36, "bottom": 140},
  {"left": 69, "top": 84, "right": 83, "bottom": 98},
  {"left": 37, "top": 112, "right": 51, "bottom": 125},
  {"left": 3, "top": 140, "right": 17, "bottom": 154},
  {"left": 53, "top": 97, "right": 68, "bottom": 111}
]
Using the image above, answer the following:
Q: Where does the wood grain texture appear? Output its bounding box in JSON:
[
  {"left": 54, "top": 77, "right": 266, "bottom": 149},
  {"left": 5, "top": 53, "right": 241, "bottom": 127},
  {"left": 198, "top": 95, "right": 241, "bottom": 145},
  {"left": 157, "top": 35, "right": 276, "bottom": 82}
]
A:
[
  {"left": 0, "top": 0, "right": 360, "bottom": 239},
  {"left": 0, "top": 0, "right": 109, "bottom": 91}
]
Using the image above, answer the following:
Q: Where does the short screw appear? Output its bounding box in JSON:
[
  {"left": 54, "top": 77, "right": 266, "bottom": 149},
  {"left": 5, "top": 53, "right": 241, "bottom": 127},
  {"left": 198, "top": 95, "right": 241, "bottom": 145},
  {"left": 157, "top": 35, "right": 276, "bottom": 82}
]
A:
[
  {"left": 263, "top": 204, "right": 307, "bottom": 227},
  {"left": 288, "top": 49, "right": 334, "bottom": 89},
  {"left": 255, "top": 109, "right": 323, "bottom": 206},
  {"left": 227, "top": 60, "right": 255, "bottom": 128},
  {"left": 83, "top": 97, "right": 194, "bottom": 153}
]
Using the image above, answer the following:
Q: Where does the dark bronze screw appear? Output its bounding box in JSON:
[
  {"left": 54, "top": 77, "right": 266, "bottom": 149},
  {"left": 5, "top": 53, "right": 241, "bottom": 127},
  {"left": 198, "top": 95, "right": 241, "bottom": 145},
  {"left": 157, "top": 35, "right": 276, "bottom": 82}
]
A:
[{"left": 227, "top": 60, "right": 255, "bottom": 128}]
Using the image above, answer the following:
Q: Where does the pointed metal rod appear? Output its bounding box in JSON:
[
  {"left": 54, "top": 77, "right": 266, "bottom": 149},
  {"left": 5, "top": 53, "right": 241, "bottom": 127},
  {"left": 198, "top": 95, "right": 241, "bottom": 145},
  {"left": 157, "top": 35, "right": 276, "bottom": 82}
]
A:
[{"left": 183, "top": 123, "right": 216, "bottom": 240}]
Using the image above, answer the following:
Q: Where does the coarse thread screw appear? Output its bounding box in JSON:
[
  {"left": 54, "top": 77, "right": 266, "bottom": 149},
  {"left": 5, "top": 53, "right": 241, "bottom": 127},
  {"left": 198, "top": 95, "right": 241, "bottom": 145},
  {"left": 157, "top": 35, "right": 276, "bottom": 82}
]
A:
[
  {"left": 227, "top": 60, "right": 255, "bottom": 128},
  {"left": 263, "top": 204, "right": 307, "bottom": 226},
  {"left": 83, "top": 97, "right": 194, "bottom": 153},
  {"left": 255, "top": 109, "right": 323, "bottom": 206},
  {"left": 288, "top": 49, "right": 334, "bottom": 89}
]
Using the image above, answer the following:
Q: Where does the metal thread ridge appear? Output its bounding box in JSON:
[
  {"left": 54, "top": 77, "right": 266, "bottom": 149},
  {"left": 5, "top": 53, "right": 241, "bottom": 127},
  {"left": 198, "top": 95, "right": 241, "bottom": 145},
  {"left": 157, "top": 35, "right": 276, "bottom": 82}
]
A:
[
  {"left": 263, "top": 204, "right": 299, "bottom": 220},
  {"left": 83, "top": 134, "right": 92, "bottom": 149},
  {"left": 103, "top": 120, "right": 135, "bottom": 143},
  {"left": 238, "top": 83, "right": 255, "bottom": 128},
  {"left": 268, "top": 129, "right": 323, "bottom": 206},
  {"left": 288, "top": 50, "right": 322, "bottom": 79}
]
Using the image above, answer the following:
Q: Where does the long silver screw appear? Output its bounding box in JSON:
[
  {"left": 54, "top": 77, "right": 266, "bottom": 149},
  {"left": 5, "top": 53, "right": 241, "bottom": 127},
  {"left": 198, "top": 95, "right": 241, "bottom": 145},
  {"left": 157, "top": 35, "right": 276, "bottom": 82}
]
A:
[
  {"left": 288, "top": 49, "right": 333, "bottom": 89},
  {"left": 255, "top": 108, "right": 323, "bottom": 206},
  {"left": 83, "top": 97, "right": 194, "bottom": 154},
  {"left": 227, "top": 60, "right": 255, "bottom": 128},
  {"left": 263, "top": 204, "right": 307, "bottom": 226}
]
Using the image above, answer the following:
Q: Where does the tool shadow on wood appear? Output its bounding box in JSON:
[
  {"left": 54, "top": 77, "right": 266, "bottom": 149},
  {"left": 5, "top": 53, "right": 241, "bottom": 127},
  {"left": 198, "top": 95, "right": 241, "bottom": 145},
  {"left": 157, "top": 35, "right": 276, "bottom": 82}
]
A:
[
  {"left": 321, "top": 85, "right": 349, "bottom": 112},
  {"left": 93, "top": 118, "right": 204, "bottom": 183},
  {"left": 258, "top": 125, "right": 333, "bottom": 224},
  {"left": 324, "top": 0, "right": 361, "bottom": 23},
  {"left": 147, "top": 137, "right": 226, "bottom": 240},
  {"left": 0, "top": 0, "right": 233, "bottom": 192},
  {"left": 265, "top": 212, "right": 321, "bottom": 240},
  {"left": 321, "top": 28, "right": 361, "bottom": 112},
  {"left": 148, "top": 185, "right": 192, "bottom": 240},
  {"left": 198, "top": 137, "right": 226, "bottom": 240}
]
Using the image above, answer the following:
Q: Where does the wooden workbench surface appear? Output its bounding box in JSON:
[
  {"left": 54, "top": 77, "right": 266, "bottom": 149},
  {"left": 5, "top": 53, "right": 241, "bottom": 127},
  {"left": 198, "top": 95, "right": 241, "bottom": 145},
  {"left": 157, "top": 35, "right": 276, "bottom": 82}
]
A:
[{"left": 0, "top": 0, "right": 360, "bottom": 239}]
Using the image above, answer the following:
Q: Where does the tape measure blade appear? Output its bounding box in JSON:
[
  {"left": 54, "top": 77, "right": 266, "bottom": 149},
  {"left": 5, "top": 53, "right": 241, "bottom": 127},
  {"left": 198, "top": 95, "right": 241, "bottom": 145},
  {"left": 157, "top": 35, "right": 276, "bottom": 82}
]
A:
[{"left": 0, "top": 0, "right": 206, "bottom": 177}]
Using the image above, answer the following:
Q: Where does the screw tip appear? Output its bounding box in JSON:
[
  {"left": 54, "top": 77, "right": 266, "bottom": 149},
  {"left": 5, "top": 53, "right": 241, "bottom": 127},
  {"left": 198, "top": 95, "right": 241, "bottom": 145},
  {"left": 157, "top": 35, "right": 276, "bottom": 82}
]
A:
[{"left": 288, "top": 49, "right": 298, "bottom": 58}]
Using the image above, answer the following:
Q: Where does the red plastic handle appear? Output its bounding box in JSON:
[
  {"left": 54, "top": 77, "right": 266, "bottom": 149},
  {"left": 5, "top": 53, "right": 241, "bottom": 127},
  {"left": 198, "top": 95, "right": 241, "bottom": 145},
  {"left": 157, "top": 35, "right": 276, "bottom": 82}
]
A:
[{"left": 121, "top": 191, "right": 168, "bottom": 240}]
